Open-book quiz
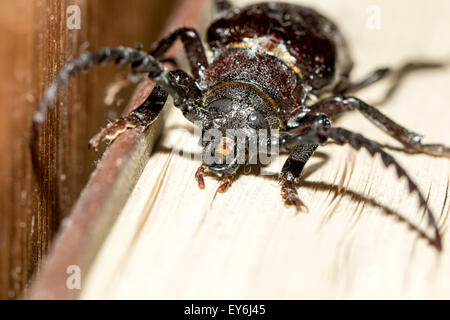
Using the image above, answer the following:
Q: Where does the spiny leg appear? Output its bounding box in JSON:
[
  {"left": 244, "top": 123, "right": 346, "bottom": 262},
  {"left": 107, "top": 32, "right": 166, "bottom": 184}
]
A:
[
  {"left": 307, "top": 96, "right": 450, "bottom": 157},
  {"left": 282, "top": 113, "right": 329, "bottom": 210},
  {"left": 89, "top": 85, "right": 168, "bottom": 149},
  {"left": 278, "top": 126, "right": 442, "bottom": 250},
  {"left": 29, "top": 45, "right": 202, "bottom": 219},
  {"left": 280, "top": 144, "right": 318, "bottom": 211},
  {"left": 149, "top": 27, "right": 209, "bottom": 79},
  {"left": 195, "top": 163, "right": 208, "bottom": 189}
]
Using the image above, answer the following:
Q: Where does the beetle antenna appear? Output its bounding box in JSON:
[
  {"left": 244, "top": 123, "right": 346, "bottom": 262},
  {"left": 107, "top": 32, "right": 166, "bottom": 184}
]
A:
[
  {"left": 30, "top": 47, "right": 162, "bottom": 178},
  {"left": 278, "top": 127, "right": 442, "bottom": 250}
]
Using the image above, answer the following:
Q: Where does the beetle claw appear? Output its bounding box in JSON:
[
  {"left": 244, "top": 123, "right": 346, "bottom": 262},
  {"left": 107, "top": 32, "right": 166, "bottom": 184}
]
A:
[
  {"left": 217, "top": 175, "right": 234, "bottom": 193},
  {"left": 88, "top": 117, "right": 138, "bottom": 149},
  {"left": 195, "top": 163, "right": 208, "bottom": 189},
  {"left": 281, "top": 180, "right": 309, "bottom": 213}
]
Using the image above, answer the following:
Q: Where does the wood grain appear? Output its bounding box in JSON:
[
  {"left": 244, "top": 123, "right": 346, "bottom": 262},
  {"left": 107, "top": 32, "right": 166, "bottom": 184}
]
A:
[
  {"left": 26, "top": 0, "right": 209, "bottom": 300},
  {"left": 0, "top": 0, "right": 175, "bottom": 299},
  {"left": 78, "top": 0, "right": 450, "bottom": 299}
]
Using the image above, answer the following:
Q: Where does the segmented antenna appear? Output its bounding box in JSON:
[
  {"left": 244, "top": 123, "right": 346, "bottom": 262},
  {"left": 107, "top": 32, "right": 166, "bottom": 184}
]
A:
[
  {"left": 29, "top": 46, "right": 163, "bottom": 176},
  {"left": 279, "top": 126, "right": 442, "bottom": 249},
  {"left": 323, "top": 127, "right": 442, "bottom": 250}
]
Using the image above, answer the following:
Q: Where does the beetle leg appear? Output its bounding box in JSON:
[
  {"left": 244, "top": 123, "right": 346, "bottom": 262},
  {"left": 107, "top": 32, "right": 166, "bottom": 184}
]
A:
[
  {"left": 307, "top": 96, "right": 450, "bottom": 157},
  {"left": 280, "top": 144, "right": 318, "bottom": 212},
  {"left": 30, "top": 46, "right": 156, "bottom": 174},
  {"left": 195, "top": 163, "right": 234, "bottom": 193},
  {"left": 195, "top": 165, "right": 234, "bottom": 193},
  {"left": 337, "top": 67, "right": 391, "bottom": 94},
  {"left": 217, "top": 174, "right": 234, "bottom": 193},
  {"left": 280, "top": 113, "right": 329, "bottom": 211},
  {"left": 195, "top": 163, "right": 208, "bottom": 189},
  {"left": 149, "top": 27, "right": 209, "bottom": 79},
  {"left": 339, "top": 60, "right": 447, "bottom": 104},
  {"left": 89, "top": 85, "right": 168, "bottom": 149},
  {"left": 31, "top": 46, "right": 210, "bottom": 177},
  {"left": 277, "top": 126, "right": 442, "bottom": 250}
]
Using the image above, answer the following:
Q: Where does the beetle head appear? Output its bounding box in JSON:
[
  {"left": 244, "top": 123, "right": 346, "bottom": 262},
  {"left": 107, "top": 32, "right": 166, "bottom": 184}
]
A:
[{"left": 201, "top": 94, "right": 271, "bottom": 175}]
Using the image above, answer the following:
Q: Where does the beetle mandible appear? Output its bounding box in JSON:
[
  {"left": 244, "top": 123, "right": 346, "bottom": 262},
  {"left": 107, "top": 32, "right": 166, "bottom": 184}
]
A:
[{"left": 31, "top": 0, "right": 450, "bottom": 249}]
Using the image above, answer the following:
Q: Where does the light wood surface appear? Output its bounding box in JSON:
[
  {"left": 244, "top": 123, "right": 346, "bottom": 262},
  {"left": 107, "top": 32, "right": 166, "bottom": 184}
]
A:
[{"left": 80, "top": 0, "right": 450, "bottom": 299}]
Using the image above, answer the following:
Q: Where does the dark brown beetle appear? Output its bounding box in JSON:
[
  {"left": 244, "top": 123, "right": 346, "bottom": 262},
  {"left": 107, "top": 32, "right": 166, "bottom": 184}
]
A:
[{"left": 31, "top": 0, "right": 450, "bottom": 249}]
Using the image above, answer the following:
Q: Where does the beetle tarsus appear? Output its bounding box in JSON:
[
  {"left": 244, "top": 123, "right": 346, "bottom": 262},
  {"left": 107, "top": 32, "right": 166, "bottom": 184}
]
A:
[
  {"left": 217, "top": 175, "right": 234, "bottom": 193},
  {"left": 280, "top": 179, "right": 309, "bottom": 213},
  {"left": 195, "top": 163, "right": 208, "bottom": 189},
  {"left": 91, "top": 84, "right": 168, "bottom": 149},
  {"left": 89, "top": 116, "right": 140, "bottom": 149}
]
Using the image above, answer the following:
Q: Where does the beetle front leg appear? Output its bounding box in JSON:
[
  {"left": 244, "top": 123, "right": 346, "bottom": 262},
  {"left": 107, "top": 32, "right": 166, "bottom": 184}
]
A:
[
  {"left": 149, "top": 27, "right": 209, "bottom": 79},
  {"left": 92, "top": 70, "right": 209, "bottom": 150},
  {"left": 280, "top": 113, "right": 330, "bottom": 211},
  {"left": 280, "top": 144, "right": 318, "bottom": 211},
  {"left": 89, "top": 85, "right": 168, "bottom": 149},
  {"left": 217, "top": 174, "right": 234, "bottom": 193},
  {"left": 195, "top": 163, "right": 208, "bottom": 189},
  {"left": 194, "top": 164, "right": 234, "bottom": 193},
  {"left": 30, "top": 46, "right": 163, "bottom": 175},
  {"left": 31, "top": 47, "right": 209, "bottom": 175}
]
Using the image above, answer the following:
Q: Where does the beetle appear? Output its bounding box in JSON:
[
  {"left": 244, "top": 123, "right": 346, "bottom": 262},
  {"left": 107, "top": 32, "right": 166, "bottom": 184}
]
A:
[{"left": 31, "top": 0, "right": 450, "bottom": 249}]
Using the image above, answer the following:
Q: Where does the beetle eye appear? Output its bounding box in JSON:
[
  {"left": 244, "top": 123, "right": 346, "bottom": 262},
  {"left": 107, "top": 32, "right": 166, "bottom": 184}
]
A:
[{"left": 248, "top": 111, "right": 266, "bottom": 128}]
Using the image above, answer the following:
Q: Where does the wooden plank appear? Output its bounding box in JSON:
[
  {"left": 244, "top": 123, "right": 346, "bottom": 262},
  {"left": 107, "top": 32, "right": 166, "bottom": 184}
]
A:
[
  {"left": 0, "top": 0, "right": 90, "bottom": 299},
  {"left": 78, "top": 0, "right": 450, "bottom": 299},
  {"left": 0, "top": 0, "right": 175, "bottom": 299},
  {"left": 26, "top": 0, "right": 209, "bottom": 300},
  {"left": 0, "top": 0, "right": 38, "bottom": 300}
]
